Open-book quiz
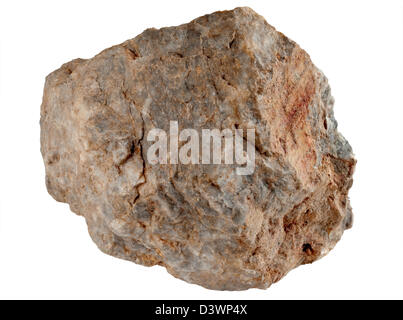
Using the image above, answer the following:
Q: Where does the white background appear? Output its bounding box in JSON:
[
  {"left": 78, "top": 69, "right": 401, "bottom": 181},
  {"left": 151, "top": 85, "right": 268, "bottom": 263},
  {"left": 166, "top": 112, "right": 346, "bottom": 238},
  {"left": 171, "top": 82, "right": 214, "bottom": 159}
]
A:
[{"left": 1, "top": 0, "right": 402, "bottom": 299}]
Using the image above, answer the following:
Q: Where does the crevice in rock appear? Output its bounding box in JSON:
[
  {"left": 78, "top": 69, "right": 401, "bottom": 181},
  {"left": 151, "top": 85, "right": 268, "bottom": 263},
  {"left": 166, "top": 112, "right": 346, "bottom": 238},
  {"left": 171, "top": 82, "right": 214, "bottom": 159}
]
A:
[{"left": 125, "top": 46, "right": 140, "bottom": 60}]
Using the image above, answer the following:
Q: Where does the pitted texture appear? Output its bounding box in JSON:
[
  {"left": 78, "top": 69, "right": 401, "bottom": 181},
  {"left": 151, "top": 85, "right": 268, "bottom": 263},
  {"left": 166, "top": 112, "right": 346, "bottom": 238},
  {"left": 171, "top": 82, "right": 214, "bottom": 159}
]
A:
[{"left": 40, "top": 7, "right": 355, "bottom": 290}]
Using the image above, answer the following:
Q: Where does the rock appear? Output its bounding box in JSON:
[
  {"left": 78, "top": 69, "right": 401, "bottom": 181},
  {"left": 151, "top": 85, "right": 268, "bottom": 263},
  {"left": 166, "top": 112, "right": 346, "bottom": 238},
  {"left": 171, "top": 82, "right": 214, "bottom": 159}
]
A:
[{"left": 40, "top": 7, "right": 356, "bottom": 290}]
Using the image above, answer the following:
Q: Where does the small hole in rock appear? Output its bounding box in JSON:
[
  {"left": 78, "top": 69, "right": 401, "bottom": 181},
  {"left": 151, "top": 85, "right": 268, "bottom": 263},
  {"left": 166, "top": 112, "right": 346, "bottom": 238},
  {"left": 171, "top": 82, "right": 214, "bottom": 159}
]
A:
[{"left": 302, "top": 243, "right": 313, "bottom": 254}]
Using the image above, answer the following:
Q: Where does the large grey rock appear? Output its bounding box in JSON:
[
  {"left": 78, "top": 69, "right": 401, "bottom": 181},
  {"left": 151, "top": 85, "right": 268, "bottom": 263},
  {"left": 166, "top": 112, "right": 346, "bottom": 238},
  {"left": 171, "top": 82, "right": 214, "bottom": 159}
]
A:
[{"left": 40, "top": 7, "right": 355, "bottom": 290}]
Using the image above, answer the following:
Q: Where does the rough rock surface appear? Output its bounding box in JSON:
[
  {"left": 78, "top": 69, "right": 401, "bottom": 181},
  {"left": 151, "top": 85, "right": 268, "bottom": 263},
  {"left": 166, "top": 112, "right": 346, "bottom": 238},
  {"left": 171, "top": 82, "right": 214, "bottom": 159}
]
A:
[{"left": 40, "top": 7, "right": 356, "bottom": 290}]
